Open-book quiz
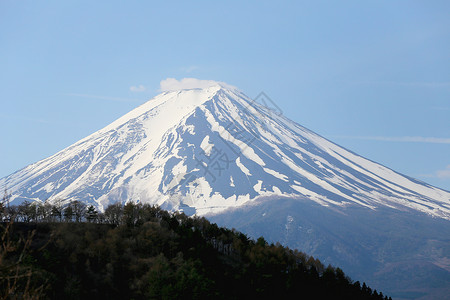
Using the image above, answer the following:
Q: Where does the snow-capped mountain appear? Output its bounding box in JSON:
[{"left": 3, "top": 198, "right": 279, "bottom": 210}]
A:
[
  {"left": 3, "top": 80, "right": 450, "bottom": 297},
  {"left": 2, "top": 82, "right": 450, "bottom": 219}
]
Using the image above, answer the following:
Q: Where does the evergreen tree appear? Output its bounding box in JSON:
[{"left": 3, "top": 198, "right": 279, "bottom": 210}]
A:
[{"left": 85, "top": 205, "right": 98, "bottom": 223}]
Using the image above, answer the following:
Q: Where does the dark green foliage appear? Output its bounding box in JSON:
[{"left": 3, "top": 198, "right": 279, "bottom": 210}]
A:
[
  {"left": 85, "top": 205, "right": 98, "bottom": 223},
  {"left": 1, "top": 202, "right": 390, "bottom": 299}
]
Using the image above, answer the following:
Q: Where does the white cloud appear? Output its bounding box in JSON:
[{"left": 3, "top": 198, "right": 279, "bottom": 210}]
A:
[
  {"left": 129, "top": 85, "right": 146, "bottom": 92},
  {"left": 421, "top": 165, "right": 450, "bottom": 180},
  {"left": 333, "top": 136, "right": 450, "bottom": 144},
  {"left": 349, "top": 81, "right": 450, "bottom": 88},
  {"left": 159, "top": 78, "right": 228, "bottom": 92},
  {"left": 436, "top": 165, "right": 450, "bottom": 179}
]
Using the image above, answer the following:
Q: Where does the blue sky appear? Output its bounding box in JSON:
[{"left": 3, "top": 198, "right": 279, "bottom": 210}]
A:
[{"left": 1, "top": 0, "right": 449, "bottom": 191}]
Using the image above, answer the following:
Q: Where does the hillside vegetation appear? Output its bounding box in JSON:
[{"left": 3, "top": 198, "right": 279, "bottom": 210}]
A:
[{"left": 0, "top": 201, "right": 390, "bottom": 299}]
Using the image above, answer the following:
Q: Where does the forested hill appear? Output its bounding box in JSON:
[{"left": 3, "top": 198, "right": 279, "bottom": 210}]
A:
[{"left": 1, "top": 202, "right": 390, "bottom": 299}]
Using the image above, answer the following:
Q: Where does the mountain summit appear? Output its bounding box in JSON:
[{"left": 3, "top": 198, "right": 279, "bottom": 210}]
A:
[{"left": 2, "top": 82, "right": 450, "bottom": 219}]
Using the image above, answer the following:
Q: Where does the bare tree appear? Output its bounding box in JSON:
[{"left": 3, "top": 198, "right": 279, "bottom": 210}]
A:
[
  {"left": 36, "top": 202, "right": 52, "bottom": 222},
  {"left": 0, "top": 221, "right": 46, "bottom": 298},
  {"left": 104, "top": 202, "right": 123, "bottom": 226},
  {"left": 50, "top": 198, "right": 64, "bottom": 222},
  {"left": 1, "top": 187, "right": 11, "bottom": 222},
  {"left": 71, "top": 201, "right": 87, "bottom": 222},
  {"left": 63, "top": 205, "right": 73, "bottom": 222}
]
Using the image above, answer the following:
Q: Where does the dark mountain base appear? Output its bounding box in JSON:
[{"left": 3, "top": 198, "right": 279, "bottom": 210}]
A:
[
  {"left": 207, "top": 197, "right": 450, "bottom": 299},
  {"left": 0, "top": 203, "right": 390, "bottom": 299}
]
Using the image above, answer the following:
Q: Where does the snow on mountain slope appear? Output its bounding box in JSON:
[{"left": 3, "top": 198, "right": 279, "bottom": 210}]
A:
[{"left": 2, "top": 82, "right": 450, "bottom": 219}]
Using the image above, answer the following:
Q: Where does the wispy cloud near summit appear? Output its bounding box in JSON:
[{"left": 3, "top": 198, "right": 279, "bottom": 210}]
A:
[
  {"left": 159, "top": 78, "right": 221, "bottom": 92},
  {"left": 333, "top": 136, "right": 450, "bottom": 144},
  {"left": 130, "top": 85, "right": 146, "bottom": 92},
  {"left": 436, "top": 165, "right": 450, "bottom": 179}
]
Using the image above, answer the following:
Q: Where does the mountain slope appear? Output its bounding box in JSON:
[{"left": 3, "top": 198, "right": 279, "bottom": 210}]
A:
[{"left": 2, "top": 83, "right": 449, "bottom": 220}]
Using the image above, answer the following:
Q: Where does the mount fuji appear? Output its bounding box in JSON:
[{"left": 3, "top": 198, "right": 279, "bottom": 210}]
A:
[
  {"left": 2, "top": 80, "right": 450, "bottom": 298},
  {"left": 2, "top": 82, "right": 449, "bottom": 218}
]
